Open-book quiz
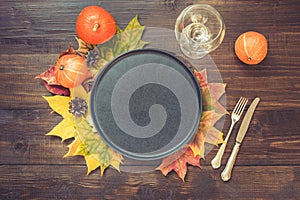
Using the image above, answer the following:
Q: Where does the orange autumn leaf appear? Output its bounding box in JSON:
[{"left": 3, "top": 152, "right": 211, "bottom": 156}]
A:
[
  {"left": 194, "top": 69, "right": 228, "bottom": 115},
  {"left": 190, "top": 111, "right": 224, "bottom": 158},
  {"left": 157, "top": 148, "right": 200, "bottom": 181},
  {"left": 157, "top": 69, "right": 228, "bottom": 181},
  {"left": 194, "top": 68, "right": 208, "bottom": 88}
]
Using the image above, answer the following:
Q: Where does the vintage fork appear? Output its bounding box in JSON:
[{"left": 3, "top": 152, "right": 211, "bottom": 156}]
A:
[{"left": 211, "top": 97, "right": 248, "bottom": 169}]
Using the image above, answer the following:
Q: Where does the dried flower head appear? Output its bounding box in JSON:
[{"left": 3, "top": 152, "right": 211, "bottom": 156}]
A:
[
  {"left": 85, "top": 49, "right": 100, "bottom": 68},
  {"left": 69, "top": 97, "right": 88, "bottom": 117}
]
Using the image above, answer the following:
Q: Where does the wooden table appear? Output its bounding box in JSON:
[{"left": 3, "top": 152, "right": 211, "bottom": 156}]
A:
[{"left": 1, "top": 0, "right": 299, "bottom": 199}]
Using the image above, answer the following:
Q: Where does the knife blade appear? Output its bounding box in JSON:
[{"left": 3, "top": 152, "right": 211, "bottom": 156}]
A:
[
  {"left": 236, "top": 97, "right": 260, "bottom": 143},
  {"left": 221, "top": 97, "right": 260, "bottom": 181}
]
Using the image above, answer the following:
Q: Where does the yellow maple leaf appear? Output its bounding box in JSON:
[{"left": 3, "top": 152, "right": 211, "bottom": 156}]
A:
[
  {"left": 43, "top": 95, "right": 76, "bottom": 141},
  {"left": 75, "top": 118, "right": 123, "bottom": 174},
  {"left": 64, "top": 136, "right": 85, "bottom": 157},
  {"left": 64, "top": 136, "right": 104, "bottom": 175},
  {"left": 84, "top": 154, "right": 102, "bottom": 175},
  {"left": 46, "top": 118, "right": 76, "bottom": 141},
  {"left": 43, "top": 95, "right": 72, "bottom": 118},
  {"left": 42, "top": 15, "right": 148, "bottom": 177}
]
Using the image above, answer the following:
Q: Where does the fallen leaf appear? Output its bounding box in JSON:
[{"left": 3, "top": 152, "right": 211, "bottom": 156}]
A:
[
  {"left": 43, "top": 95, "right": 76, "bottom": 141},
  {"left": 194, "top": 70, "right": 228, "bottom": 115},
  {"left": 35, "top": 65, "right": 70, "bottom": 96},
  {"left": 89, "top": 15, "right": 148, "bottom": 74},
  {"left": 64, "top": 136, "right": 85, "bottom": 157},
  {"left": 75, "top": 37, "right": 97, "bottom": 56},
  {"left": 43, "top": 95, "right": 72, "bottom": 118},
  {"left": 75, "top": 118, "right": 123, "bottom": 174},
  {"left": 59, "top": 46, "right": 77, "bottom": 58},
  {"left": 35, "top": 66, "right": 58, "bottom": 85},
  {"left": 157, "top": 148, "right": 200, "bottom": 181},
  {"left": 157, "top": 69, "right": 228, "bottom": 180},
  {"left": 42, "top": 81, "right": 70, "bottom": 96},
  {"left": 44, "top": 91, "right": 123, "bottom": 175},
  {"left": 190, "top": 111, "right": 224, "bottom": 158}
]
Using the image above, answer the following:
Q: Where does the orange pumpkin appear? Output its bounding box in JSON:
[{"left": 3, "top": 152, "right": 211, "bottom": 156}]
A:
[
  {"left": 54, "top": 54, "right": 89, "bottom": 88},
  {"left": 234, "top": 31, "right": 268, "bottom": 65},
  {"left": 76, "top": 6, "right": 116, "bottom": 45}
]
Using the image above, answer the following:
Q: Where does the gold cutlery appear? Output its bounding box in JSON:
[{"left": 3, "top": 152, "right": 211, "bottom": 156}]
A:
[
  {"left": 211, "top": 97, "right": 248, "bottom": 169},
  {"left": 221, "top": 97, "right": 260, "bottom": 181}
]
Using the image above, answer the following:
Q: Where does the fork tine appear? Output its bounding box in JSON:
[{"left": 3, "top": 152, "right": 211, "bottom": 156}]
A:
[
  {"left": 232, "top": 97, "right": 243, "bottom": 113},
  {"left": 236, "top": 97, "right": 248, "bottom": 115}
]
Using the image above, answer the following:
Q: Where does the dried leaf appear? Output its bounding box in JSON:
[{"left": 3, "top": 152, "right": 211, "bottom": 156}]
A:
[
  {"left": 206, "top": 83, "right": 228, "bottom": 114},
  {"left": 43, "top": 81, "right": 70, "bottom": 96},
  {"left": 43, "top": 95, "right": 72, "bottom": 118},
  {"left": 205, "top": 126, "right": 224, "bottom": 146},
  {"left": 194, "top": 70, "right": 228, "bottom": 115},
  {"left": 90, "top": 15, "right": 148, "bottom": 74},
  {"left": 35, "top": 66, "right": 58, "bottom": 85},
  {"left": 194, "top": 69, "right": 208, "bottom": 87},
  {"left": 157, "top": 69, "right": 228, "bottom": 180},
  {"left": 64, "top": 136, "right": 85, "bottom": 157},
  {"left": 190, "top": 111, "right": 224, "bottom": 158},
  {"left": 59, "top": 46, "right": 77, "bottom": 58},
  {"left": 157, "top": 148, "right": 200, "bottom": 181},
  {"left": 84, "top": 154, "right": 102, "bottom": 175},
  {"left": 75, "top": 37, "right": 97, "bottom": 56},
  {"left": 43, "top": 95, "right": 76, "bottom": 141},
  {"left": 36, "top": 66, "right": 70, "bottom": 96},
  {"left": 76, "top": 118, "right": 123, "bottom": 174},
  {"left": 46, "top": 118, "right": 76, "bottom": 141}
]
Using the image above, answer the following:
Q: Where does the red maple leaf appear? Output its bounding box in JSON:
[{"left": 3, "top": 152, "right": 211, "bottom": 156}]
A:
[
  {"left": 35, "top": 66, "right": 70, "bottom": 96},
  {"left": 157, "top": 69, "right": 227, "bottom": 181},
  {"left": 157, "top": 147, "right": 200, "bottom": 181}
]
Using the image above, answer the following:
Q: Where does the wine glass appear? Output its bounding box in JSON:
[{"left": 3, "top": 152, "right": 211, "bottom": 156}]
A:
[{"left": 175, "top": 4, "right": 225, "bottom": 59}]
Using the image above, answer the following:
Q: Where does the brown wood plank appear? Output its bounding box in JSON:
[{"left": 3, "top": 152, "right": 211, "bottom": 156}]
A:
[
  {"left": 0, "top": 57, "right": 299, "bottom": 110},
  {"left": 1, "top": 109, "right": 299, "bottom": 166},
  {"left": 0, "top": 165, "right": 299, "bottom": 199},
  {"left": 1, "top": 0, "right": 300, "bottom": 199}
]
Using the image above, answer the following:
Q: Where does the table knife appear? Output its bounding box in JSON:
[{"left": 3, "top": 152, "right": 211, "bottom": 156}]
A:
[{"left": 221, "top": 97, "right": 260, "bottom": 181}]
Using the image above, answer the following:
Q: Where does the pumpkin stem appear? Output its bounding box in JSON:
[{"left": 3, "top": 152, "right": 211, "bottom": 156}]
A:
[
  {"left": 93, "top": 23, "right": 99, "bottom": 32},
  {"left": 59, "top": 65, "right": 64, "bottom": 70},
  {"left": 248, "top": 57, "right": 252, "bottom": 61}
]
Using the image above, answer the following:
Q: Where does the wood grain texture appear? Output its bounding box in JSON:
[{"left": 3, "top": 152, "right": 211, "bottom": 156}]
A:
[
  {"left": 1, "top": 165, "right": 299, "bottom": 199},
  {"left": 0, "top": 0, "right": 300, "bottom": 199}
]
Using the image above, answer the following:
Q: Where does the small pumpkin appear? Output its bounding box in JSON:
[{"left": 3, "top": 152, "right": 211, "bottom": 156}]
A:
[
  {"left": 54, "top": 54, "right": 89, "bottom": 88},
  {"left": 76, "top": 6, "right": 116, "bottom": 45},
  {"left": 234, "top": 31, "right": 268, "bottom": 65}
]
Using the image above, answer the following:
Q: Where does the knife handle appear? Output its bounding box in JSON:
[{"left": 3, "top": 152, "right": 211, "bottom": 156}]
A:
[{"left": 221, "top": 142, "right": 241, "bottom": 181}]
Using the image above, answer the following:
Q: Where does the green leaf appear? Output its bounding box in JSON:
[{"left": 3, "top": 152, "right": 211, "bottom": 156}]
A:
[
  {"left": 92, "top": 15, "right": 148, "bottom": 73},
  {"left": 75, "top": 118, "right": 123, "bottom": 174}
]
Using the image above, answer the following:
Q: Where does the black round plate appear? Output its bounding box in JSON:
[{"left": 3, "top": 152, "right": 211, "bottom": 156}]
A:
[{"left": 90, "top": 48, "right": 202, "bottom": 160}]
